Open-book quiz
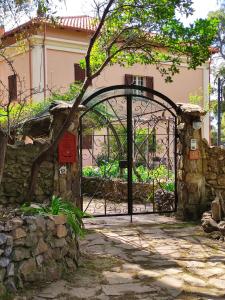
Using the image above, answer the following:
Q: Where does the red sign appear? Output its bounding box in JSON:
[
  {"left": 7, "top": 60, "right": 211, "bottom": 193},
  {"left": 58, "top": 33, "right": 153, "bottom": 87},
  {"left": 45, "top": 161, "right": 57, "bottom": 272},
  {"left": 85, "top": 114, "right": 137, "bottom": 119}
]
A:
[
  {"left": 189, "top": 150, "right": 200, "bottom": 160},
  {"left": 58, "top": 132, "right": 76, "bottom": 163}
]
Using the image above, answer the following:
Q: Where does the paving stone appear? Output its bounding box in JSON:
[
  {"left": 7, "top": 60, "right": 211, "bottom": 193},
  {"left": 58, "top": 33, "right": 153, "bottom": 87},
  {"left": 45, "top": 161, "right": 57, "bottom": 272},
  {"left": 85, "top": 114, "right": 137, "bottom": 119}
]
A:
[
  {"left": 194, "top": 267, "right": 225, "bottom": 278},
  {"left": 122, "top": 263, "right": 143, "bottom": 272},
  {"left": 102, "top": 283, "right": 158, "bottom": 296},
  {"left": 103, "top": 271, "right": 134, "bottom": 284},
  {"left": 137, "top": 269, "right": 161, "bottom": 279},
  {"left": 208, "top": 278, "right": 225, "bottom": 290},
  {"left": 88, "top": 238, "right": 106, "bottom": 246},
  {"left": 132, "top": 250, "right": 150, "bottom": 256},
  {"left": 181, "top": 274, "right": 206, "bottom": 287},
  {"left": 155, "top": 276, "right": 183, "bottom": 298}
]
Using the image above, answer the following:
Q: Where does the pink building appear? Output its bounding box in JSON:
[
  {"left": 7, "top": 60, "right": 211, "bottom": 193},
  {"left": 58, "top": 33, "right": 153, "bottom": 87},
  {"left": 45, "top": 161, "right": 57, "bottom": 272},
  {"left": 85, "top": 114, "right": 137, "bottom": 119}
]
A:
[{"left": 0, "top": 16, "right": 213, "bottom": 140}]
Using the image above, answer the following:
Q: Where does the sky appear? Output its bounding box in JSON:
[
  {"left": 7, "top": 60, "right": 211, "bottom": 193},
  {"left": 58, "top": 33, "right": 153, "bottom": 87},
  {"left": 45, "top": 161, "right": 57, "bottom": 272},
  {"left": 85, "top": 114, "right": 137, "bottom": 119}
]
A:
[{"left": 59, "top": 0, "right": 220, "bottom": 23}]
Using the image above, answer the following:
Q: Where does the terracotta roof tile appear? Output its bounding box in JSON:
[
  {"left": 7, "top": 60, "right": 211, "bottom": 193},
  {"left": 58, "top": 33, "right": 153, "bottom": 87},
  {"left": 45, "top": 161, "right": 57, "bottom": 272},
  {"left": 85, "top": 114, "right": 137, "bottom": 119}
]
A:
[
  {"left": 58, "top": 16, "right": 96, "bottom": 31},
  {"left": 2, "top": 15, "right": 96, "bottom": 38}
]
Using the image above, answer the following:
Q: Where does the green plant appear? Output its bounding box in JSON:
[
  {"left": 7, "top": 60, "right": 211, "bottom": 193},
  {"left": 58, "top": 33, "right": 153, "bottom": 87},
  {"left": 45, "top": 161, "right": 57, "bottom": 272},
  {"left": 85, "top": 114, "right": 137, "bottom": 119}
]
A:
[
  {"left": 21, "top": 195, "right": 90, "bottom": 237},
  {"left": 161, "top": 181, "right": 175, "bottom": 192},
  {"left": 83, "top": 161, "right": 174, "bottom": 183}
]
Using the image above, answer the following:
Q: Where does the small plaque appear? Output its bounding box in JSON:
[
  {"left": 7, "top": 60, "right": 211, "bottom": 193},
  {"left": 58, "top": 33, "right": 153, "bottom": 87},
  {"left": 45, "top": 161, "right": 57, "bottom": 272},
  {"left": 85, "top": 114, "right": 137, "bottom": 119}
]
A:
[{"left": 189, "top": 150, "right": 200, "bottom": 160}]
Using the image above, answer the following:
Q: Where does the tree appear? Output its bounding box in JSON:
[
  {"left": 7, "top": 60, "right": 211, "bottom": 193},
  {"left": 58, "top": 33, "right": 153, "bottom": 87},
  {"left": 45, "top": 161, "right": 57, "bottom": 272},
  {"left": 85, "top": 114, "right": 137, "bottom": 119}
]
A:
[{"left": 26, "top": 0, "right": 218, "bottom": 198}]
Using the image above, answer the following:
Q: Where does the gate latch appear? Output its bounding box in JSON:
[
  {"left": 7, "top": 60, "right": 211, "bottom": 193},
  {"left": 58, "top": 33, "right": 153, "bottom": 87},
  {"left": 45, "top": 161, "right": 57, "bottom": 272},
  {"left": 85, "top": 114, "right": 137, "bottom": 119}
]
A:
[{"left": 119, "top": 160, "right": 128, "bottom": 168}]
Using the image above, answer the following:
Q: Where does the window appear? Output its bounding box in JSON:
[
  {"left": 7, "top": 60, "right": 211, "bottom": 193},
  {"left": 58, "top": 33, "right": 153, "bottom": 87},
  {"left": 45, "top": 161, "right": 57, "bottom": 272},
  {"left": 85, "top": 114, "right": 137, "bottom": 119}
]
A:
[
  {"left": 8, "top": 74, "right": 17, "bottom": 101},
  {"left": 124, "top": 74, "right": 154, "bottom": 99},
  {"left": 74, "top": 63, "right": 85, "bottom": 83},
  {"left": 133, "top": 76, "right": 144, "bottom": 95}
]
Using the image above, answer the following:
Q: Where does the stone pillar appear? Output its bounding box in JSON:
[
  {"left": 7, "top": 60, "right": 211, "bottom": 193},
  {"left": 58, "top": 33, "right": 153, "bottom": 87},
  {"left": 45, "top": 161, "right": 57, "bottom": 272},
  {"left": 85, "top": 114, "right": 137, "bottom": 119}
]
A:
[
  {"left": 50, "top": 104, "right": 81, "bottom": 208},
  {"left": 177, "top": 104, "right": 206, "bottom": 220}
]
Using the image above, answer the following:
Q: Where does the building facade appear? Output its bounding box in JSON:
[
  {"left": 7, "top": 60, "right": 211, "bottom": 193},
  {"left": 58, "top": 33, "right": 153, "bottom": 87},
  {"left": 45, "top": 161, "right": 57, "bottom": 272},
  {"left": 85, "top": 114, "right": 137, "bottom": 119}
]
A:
[{"left": 0, "top": 16, "right": 211, "bottom": 140}]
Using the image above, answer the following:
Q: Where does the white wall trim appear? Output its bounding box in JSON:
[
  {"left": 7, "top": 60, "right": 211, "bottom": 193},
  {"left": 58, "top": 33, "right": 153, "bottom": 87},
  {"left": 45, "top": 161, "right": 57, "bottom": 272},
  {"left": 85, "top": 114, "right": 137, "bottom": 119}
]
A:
[{"left": 202, "top": 64, "right": 210, "bottom": 142}]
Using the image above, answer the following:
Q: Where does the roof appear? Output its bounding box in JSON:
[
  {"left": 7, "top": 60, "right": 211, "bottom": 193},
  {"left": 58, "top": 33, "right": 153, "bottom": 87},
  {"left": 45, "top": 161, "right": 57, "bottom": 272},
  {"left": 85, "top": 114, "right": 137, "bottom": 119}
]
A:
[
  {"left": 2, "top": 15, "right": 96, "bottom": 39},
  {"left": 58, "top": 16, "right": 96, "bottom": 32},
  {"left": 1, "top": 15, "right": 218, "bottom": 55}
]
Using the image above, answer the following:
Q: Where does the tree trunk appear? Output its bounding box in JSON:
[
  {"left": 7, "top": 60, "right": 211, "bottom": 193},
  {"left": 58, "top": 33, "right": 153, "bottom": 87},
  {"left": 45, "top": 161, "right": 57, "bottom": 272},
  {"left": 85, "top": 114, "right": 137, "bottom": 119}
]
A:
[
  {"left": 27, "top": 79, "right": 91, "bottom": 200},
  {"left": 0, "top": 130, "right": 7, "bottom": 185}
]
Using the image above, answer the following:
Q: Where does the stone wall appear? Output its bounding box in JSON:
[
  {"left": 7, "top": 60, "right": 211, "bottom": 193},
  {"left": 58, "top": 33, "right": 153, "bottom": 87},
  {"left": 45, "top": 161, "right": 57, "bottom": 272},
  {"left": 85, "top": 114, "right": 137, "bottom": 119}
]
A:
[
  {"left": 82, "top": 177, "right": 154, "bottom": 202},
  {"left": 203, "top": 143, "right": 225, "bottom": 204},
  {"left": 0, "top": 214, "right": 79, "bottom": 296},
  {"left": 0, "top": 142, "right": 54, "bottom": 205},
  {"left": 177, "top": 103, "right": 225, "bottom": 220}
]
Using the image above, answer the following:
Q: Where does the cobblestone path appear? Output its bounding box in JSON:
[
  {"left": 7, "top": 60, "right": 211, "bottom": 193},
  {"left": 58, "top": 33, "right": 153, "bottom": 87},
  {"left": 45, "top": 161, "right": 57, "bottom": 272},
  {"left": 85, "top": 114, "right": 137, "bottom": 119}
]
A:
[{"left": 19, "top": 215, "right": 225, "bottom": 299}]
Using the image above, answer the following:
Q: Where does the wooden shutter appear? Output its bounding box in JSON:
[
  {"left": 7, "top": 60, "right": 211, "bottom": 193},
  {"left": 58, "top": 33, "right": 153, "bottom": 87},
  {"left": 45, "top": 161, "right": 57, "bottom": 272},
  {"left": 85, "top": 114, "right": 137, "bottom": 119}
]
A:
[
  {"left": 145, "top": 76, "right": 154, "bottom": 99},
  {"left": 82, "top": 135, "right": 92, "bottom": 149},
  {"left": 125, "top": 74, "right": 133, "bottom": 85},
  {"left": 74, "top": 63, "right": 85, "bottom": 83},
  {"left": 8, "top": 74, "right": 17, "bottom": 102}
]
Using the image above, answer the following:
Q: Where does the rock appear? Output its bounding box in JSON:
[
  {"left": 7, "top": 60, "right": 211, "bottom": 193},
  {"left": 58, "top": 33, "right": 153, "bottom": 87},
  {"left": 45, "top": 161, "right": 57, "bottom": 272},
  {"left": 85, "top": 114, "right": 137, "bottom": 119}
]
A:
[
  {"left": 6, "top": 235, "right": 13, "bottom": 246},
  {"left": 211, "top": 197, "right": 222, "bottom": 221},
  {"left": 0, "top": 268, "right": 6, "bottom": 281},
  {"left": 0, "top": 282, "right": 6, "bottom": 297},
  {"left": 51, "top": 215, "right": 67, "bottom": 225},
  {"left": 46, "top": 220, "right": 55, "bottom": 231},
  {"left": 51, "top": 238, "right": 67, "bottom": 248},
  {"left": 25, "top": 233, "right": 38, "bottom": 247},
  {"left": 209, "top": 231, "right": 222, "bottom": 240},
  {"left": 19, "top": 258, "right": 37, "bottom": 281},
  {"left": 0, "top": 233, "right": 8, "bottom": 245},
  {"left": 201, "top": 212, "right": 219, "bottom": 233},
  {"left": 12, "top": 247, "right": 30, "bottom": 261},
  {"left": 34, "top": 238, "right": 48, "bottom": 255},
  {"left": 35, "top": 217, "right": 46, "bottom": 232},
  {"left": 12, "top": 228, "right": 27, "bottom": 239},
  {"left": 7, "top": 262, "right": 14, "bottom": 276},
  {"left": 5, "top": 277, "right": 17, "bottom": 292},
  {"left": 65, "top": 257, "right": 75, "bottom": 269},
  {"left": 218, "top": 221, "right": 225, "bottom": 236},
  {"left": 4, "top": 246, "right": 12, "bottom": 257},
  {"left": 36, "top": 255, "right": 43, "bottom": 266},
  {"left": 10, "top": 217, "right": 23, "bottom": 229},
  {"left": 56, "top": 225, "right": 67, "bottom": 238},
  {"left": 0, "top": 257, "right": 10, "bottom": 267}
]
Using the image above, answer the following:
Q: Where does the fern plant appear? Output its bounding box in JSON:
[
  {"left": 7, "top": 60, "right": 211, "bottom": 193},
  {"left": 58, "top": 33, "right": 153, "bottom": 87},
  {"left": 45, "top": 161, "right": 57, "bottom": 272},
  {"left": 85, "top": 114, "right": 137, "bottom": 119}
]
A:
[{"left": 21, "top": 196, "right": 90, "bottom": 238}]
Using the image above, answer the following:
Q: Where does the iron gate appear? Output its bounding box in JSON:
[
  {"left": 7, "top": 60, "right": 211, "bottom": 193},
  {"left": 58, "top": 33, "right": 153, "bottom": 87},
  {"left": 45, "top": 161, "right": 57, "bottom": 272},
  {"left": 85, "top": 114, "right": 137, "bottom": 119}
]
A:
[{"left": 79, "top": 85, "right": 180, "bottom": 217}]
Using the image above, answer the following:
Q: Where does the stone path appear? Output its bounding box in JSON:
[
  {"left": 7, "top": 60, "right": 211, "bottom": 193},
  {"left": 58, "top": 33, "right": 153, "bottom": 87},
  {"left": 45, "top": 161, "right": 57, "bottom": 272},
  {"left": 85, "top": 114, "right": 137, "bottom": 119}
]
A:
[{"left": 16, "top": 215, "right": 225, "bottom": 299}]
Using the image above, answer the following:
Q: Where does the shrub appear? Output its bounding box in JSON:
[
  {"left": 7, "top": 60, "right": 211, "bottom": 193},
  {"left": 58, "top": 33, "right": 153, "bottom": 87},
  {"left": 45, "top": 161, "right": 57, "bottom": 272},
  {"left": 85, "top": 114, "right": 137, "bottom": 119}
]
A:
[{"left": 21, "top": 195, "right": 90, "bottom": 237}]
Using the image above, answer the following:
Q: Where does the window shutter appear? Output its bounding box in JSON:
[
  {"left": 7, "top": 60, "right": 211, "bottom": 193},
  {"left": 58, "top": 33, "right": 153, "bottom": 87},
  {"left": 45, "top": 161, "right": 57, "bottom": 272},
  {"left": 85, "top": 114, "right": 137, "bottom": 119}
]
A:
[
  {"left": 8, "top": 74, "right": 17, "bottom": 102},
  {"left": 82, "top": 135, "right": 92, "bottom": 149},
  {"left": 74, "top": 63, "right": 85, "bottom": 83},
  {"left": 145, "top": 76, "right": 154, "bottom": 99},
  {"left": 125, "top": 74, "right": 133, "bottom": 85}
]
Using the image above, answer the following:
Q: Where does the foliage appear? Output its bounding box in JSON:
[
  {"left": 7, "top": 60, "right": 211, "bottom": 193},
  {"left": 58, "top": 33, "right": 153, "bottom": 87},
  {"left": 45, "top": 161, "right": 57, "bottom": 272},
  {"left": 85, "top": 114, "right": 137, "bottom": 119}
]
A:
[
  {"left": 208, "top": 8, "right": 225, "bottom": 60},
  {"left": 82, "top": 161, "right": 174, "bottom": 183},
  {"left": 49, "top": 83, "right": 81, "bottom": 102},
  {"left": 21, "top": 195, "right": 89, "bottom": 237},
  {"left": 161, "top": 181, "right": 175, "bottom": 192},
  {"left": 0, "top": 0, "right": 63, "bottom": 26},
  {"left": 81, "top": 0, "right": 218, "bottom": 83},
  {"left": 98, "top": 125, "right": 158, "bottom": 161}
]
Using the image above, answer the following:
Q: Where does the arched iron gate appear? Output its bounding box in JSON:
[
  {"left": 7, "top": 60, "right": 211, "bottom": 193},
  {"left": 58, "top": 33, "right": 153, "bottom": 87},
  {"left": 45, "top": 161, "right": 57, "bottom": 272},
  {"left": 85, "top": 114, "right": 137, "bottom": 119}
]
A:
[{"left": 79, "top": 85, "right": 180, "bottom": 217}]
